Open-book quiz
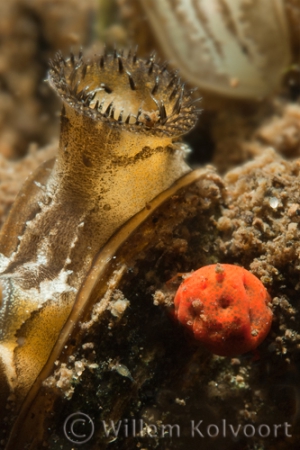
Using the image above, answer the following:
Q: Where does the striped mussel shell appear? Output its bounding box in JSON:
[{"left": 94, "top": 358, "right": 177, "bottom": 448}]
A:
[{"left": 139, "top": 0, "right": 292, "bottom": 99}]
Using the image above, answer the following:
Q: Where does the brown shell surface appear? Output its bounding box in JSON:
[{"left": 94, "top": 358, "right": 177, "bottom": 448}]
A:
[
  {"left": 5, "top": 148, "right": 300, "bottom": 450},
  {"left": 3, "top": 167, "right": 224, "bottom": 450},
  {"left": 0, "top": 49, "right": 203, "bottom": 449}
]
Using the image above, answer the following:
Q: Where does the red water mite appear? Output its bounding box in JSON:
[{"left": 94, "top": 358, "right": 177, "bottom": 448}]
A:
[{"left": 174, "top": 264, "right": 273, "bottom": 357}]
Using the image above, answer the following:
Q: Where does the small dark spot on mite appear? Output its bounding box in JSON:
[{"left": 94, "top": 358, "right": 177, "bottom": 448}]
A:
[
  {"left": 240, "top": 44, "right": 249, "bottom": 56},
  {"left": 219, "top": 297, "right": 231, "bottom": 309},
  {"left": 104, "top": 85, "right": 113, "bottom": 94},
  {"left": 82, "top": 155, "right": 93, "bottom": 167}
]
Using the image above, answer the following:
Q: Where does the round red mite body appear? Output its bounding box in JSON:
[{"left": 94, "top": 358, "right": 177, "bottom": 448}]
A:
[{"left": 174, "top": 264, "right": 273, "bottom": 356}]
